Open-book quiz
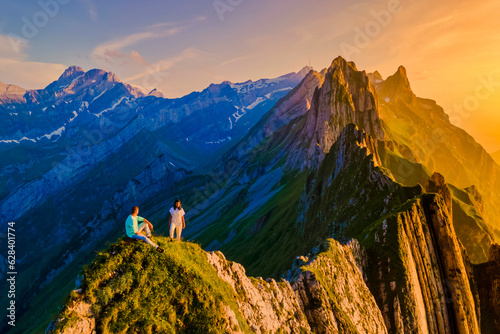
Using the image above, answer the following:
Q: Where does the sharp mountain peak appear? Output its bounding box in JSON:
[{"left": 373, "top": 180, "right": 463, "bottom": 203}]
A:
[
  {"left": 377, "top": 64, "right": 416, "bottom": 103},
  {"left": 59, "top": 65, "right": 85, "bottom": 80}
]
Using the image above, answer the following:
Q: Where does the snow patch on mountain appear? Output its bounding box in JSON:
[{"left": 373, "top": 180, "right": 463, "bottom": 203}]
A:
[
  {"left": 264, "top": 87, "right": 293, "bottom": 98},
  {"left": 68, "top": 111, "right": 78, "bottom": 122},
  {"left": 229, "top": 76, "right": 288, "bottom": 94},
  {"left": 205, "top": 136, "right": 232, "bottom": 145},
  {"left": 79, "top": 101, "right": 89, "bottom": 112},
  {"left": 0, "top": 125, "right": 66, "bottom": 144},
  {"left": 91, "top": 89, "right": 108, "bottom": 103},
  {"left": 37, "top": 125, "right": 66, "bottom": 141},
  {"left": 246, "top": 97, "right": 265, "bottom": 110},
  {"left": 95, "top": 96, "right": 128, "bottom": 117}
]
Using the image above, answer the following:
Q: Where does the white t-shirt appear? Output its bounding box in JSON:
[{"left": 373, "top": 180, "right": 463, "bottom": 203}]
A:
[{"left": 169, "top": 207, "right": 185, "bottom": 225}]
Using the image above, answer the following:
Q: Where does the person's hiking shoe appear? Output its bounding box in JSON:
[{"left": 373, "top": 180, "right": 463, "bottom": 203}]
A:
[
  {"left": 157, "top": 247, "right": 164, "bottom": 253},
  {"left": 169, "top": 238, "right": 173, "bottom": 242}
]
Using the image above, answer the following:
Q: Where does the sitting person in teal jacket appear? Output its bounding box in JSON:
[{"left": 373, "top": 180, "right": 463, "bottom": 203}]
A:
[{"left": 125, "top": 206, "right": 164, "bottom": 253}]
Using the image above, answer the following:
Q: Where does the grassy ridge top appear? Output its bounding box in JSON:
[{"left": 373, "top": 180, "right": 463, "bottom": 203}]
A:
[{"left": 52, "top": 236, "right": 250, "bottom": 334}]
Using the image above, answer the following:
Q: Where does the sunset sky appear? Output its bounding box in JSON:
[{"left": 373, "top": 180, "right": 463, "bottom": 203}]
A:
[{"left": 1, "top": 0, "right": 499, "bottom": 151}]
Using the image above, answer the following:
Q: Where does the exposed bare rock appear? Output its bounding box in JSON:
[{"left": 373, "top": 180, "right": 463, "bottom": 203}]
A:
[
  {"left": 364, "top": 193, "right": 480, "bottom": 334},
  {"left": 207, "top": 238, "right": 387, "bottom": 334},
  {"left": 49, "top": 297, "right": 95, "bottom": 334},
  {"left": 474, "top": 243, "right": 500, "bottom": 333},
  {"left": 424, "top": 172, "right": 452, "bottom": 214},
  {"left": 377, "top": 65, "right": 417, "bottom": 104},
  {"left": 225, "top": 68, "right": 325, "bottom": 162},
  {"left": 288, "top": 56, "right": 385, "bottom": 169},
  {"left": 207, "top": 250, "right": 310, "bottom": 333},
  {"left": 294, "top": 239, "right": 388, "bottom": 334}
]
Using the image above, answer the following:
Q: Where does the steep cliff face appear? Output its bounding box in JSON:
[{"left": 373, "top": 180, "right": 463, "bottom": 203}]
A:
[
  {"left": 288, "top": 57, "right": 384, "bottom": 170},
  {"left": 207, "top": 250, "right": 311, "bottom": 333},
  {"left": 293, "top": 128, "right": 481, "bottom": 333},
  {"left": 293, "top": 239, "right": 387, "bottom": 334},
  {"left": 361, "top": 193, "right": 479, "bottom": 334},
  {"left": 297, "top": 124, "right": 418, "bottom": 244},
  {"left": 208, "top": 238, "right": 387, "bottom": 334},
  {"left": 375, "top": 66, "right": 416, "bottom": 104},
  {"left": 474, "top": 243, "right": 500, "bottom": 333},
  {"left": 218, "top": 68, "right": 324, "bottom": 169}
]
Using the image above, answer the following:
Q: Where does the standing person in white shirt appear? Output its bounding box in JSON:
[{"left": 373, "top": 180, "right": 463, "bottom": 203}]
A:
[{"left": 169, "top": 199, "right": 186, "bottom": 241}]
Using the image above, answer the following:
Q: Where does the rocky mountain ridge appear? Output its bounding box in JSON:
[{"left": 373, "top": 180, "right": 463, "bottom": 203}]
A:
[{"left": 3, "top": 56, "right": 500, "bottom": 333}]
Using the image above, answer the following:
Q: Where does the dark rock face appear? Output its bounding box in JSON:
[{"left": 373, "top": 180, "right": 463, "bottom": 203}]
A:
[
  {"left": 424, "top": 172, "right": 452, "bottom": 213},
  {"left": 474, "top": 243, "right": 500, "bottom": 333}
]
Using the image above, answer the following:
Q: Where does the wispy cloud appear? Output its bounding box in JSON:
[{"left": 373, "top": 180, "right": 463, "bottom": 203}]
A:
[
  {"left": 91, "top": 14, "right": 209, "bottom": 66},
  {"left": 144, "top": 16, "right": 206, "bottom": 30},
  {"left": 125, "top": 47, "right": 204, "bottom": 85},
  {"left": 91, "top": 14, "right": 208, "bottom": 66},
  {"left": 91, "top": 27, "right": 182, "bottom": 65},
  {"left": 218, "top": 55, "right": 255, "bottom": 68}
]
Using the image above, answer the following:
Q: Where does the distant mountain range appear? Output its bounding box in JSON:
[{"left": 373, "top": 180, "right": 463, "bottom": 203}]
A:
[{"left": 1, "top": 57, "right": 499, "bottom": 333}]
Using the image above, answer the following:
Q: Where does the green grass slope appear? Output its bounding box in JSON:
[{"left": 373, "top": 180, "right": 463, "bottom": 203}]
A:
[{"left": 48, "top": 236, "right": 250, "bottom": 334}]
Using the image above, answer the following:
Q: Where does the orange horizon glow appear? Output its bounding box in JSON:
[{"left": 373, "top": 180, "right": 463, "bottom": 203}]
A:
[{"left": 0, "top": 0, "right": 499, "bottom": 151}]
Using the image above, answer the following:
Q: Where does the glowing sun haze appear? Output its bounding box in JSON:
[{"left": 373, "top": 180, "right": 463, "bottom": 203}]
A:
[{"left": 0, "top": 0, "right": 499, "bottom": 151}]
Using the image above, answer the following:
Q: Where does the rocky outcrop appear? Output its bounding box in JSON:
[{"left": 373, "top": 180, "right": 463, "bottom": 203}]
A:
[
  {"left": 363, "top": 193, "right": 480, "bottom": 334},
  {"left": 377, "top": 65, "right": 416, "bottom": 104},
  {"left": 221, "top": 68, "right": 324, "bottom": 165},
  {"left": 296, "top": 123, "right": 403, "bottom": 243},
  {"left": 46, "top": 298, "right": 95, "bottom": 334},
  {"left": 207, "top": 251, "right": 311, "bottom": 333},
  {"left": 424, "top": 172, "right": 452, "bottom": 213},
  {"left": 207, "top": 238, "right": 387, "bottom": 334},
  {"left": 291, "top": 126, "right": 480, "bottom": 333},
  {"left": 427, "top": 176, "right": 495, "bottom": 264},
  {"left": 288, "top": 56, "right": 384, "bottom": 169},
  {"left": 294, "top": 239, "right": 388, "bottom": 334},
  {"left": 474, "top": 243, "right": 500, "bottom": 333}
]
